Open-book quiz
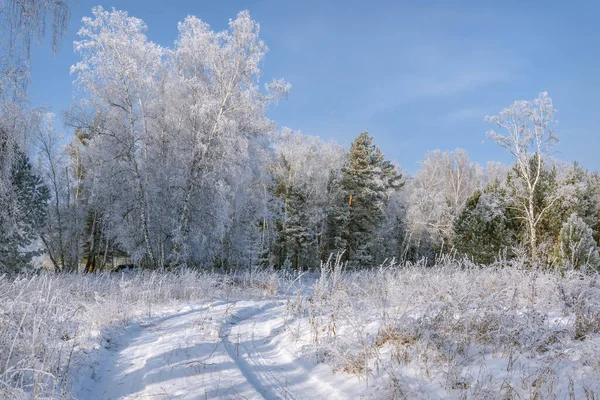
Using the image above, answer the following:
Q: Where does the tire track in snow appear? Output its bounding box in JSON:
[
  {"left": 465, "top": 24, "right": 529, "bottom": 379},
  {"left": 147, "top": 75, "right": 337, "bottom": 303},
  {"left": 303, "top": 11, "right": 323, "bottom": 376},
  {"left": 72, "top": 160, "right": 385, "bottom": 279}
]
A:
[
  {"left": 221, "top": 300, "right": 354, "bottom": 400},
  {"left": 76, "top": 299, "right": 360, "bottom": 399},
  {"left": 222, "top": 301, "right": 296, "bottom": 400}
]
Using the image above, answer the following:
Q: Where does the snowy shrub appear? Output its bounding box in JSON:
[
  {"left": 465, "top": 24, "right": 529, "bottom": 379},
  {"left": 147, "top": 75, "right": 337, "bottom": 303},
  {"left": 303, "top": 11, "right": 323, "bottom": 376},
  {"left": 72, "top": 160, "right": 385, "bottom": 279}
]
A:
[
  {"left": 558, "top": 213, "right": 600, "bottom": 270},
  {"left": 287, "top": 256, "right": 600, "bottom": 399}
]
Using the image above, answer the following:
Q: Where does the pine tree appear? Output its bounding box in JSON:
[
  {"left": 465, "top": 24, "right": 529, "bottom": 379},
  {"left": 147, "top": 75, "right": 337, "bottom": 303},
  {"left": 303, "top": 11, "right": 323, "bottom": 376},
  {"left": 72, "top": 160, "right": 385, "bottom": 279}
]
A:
[
  {"left": 324, "top": 169, "right": 348, "bottom": 260},
  {"left": 558, "top": 214, "right": 600, "bottom": 270},
  {"left": 539, "top": 164, "right": 600, "bottom": 249},
  {"left": 272, "top": 156, "right": 316, "bottom": 270},
  {"left": 454, "top": 182, "right": 519, "bottom": 264},
  {"left": 339, "top": 132, "right": 402, "bottom": 266},
  {"left": 0, "top": 149, "right": 49, "bottom": 272}
]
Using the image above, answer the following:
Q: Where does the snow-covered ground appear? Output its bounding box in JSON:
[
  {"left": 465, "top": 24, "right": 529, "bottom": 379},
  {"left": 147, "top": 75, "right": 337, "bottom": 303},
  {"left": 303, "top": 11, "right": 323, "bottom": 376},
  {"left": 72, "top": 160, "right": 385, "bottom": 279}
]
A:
[
  {"left": 3, "top": 259, "right": 600, "bottom": 399},
  {"left": 73, "top": 299, "right": 361, "bottom": 399}
]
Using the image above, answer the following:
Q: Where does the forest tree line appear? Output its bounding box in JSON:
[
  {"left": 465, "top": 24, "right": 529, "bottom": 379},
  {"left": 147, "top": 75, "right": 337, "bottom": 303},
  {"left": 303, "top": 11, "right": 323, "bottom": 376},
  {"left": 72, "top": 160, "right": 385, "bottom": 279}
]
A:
[{"left": 1, "top": 7, "right": 599, "bottom": 273}]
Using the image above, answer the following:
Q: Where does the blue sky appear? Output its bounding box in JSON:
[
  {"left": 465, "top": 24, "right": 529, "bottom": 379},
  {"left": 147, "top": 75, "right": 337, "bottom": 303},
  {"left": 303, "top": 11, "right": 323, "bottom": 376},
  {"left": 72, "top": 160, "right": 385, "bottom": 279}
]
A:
[{"left": 28, "top": 0, "right": 600, "bottom": 174}]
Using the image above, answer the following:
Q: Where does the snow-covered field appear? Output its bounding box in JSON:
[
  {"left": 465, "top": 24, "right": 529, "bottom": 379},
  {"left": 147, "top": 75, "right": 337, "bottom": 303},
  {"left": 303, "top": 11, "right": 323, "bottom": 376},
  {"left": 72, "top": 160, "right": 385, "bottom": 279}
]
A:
[{"left": 2, "top": 258, "right": 600, "bottom": 399}]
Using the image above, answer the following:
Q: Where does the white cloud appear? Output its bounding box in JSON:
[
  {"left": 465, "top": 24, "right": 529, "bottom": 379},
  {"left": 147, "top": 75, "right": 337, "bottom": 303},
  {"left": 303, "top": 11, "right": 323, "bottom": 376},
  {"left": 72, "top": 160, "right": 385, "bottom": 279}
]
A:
[{"left": 442, "top": 105, "right": 500, "bottom": 124}]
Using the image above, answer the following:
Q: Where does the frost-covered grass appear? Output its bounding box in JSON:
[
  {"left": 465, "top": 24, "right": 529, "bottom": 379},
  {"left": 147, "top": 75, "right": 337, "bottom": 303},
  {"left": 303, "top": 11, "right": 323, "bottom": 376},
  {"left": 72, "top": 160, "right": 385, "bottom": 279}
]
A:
[
  {"left": 3, "top": 261, "right": 600, "bottom": 399},
  {"left": 0, "top": 268, "right": 283, "bottom": 399},
  {"left": 287, "top": 255, "right": 600, "bottom": 399}
]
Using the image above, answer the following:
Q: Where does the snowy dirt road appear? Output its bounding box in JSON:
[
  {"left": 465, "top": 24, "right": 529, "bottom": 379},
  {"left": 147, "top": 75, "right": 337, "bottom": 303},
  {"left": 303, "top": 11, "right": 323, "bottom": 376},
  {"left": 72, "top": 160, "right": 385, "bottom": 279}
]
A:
[{"left": 74, "top": 299, "right": 361, "bottom": 399}]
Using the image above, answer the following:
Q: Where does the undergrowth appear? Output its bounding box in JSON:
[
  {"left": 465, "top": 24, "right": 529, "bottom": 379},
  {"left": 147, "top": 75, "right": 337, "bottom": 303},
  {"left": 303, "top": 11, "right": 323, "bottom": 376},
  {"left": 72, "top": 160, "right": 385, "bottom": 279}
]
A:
[
  {"left": 0, "top": 268, "right": 283, "bottom": 399},
  {"left": 3, "top": 258, "right": 600, "bottom": 399},
  {"left": 287, "top": 255, "right": 600, "bottom": 399}
]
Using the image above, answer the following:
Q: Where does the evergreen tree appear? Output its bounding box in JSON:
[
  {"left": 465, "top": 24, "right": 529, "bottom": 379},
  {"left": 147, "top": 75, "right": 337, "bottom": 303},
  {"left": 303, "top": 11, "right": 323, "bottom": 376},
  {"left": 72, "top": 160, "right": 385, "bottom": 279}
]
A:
[
  {"left": 0, "top": 149, "right": 49, "bottom": 272},
  {"left": 454, "top": 182, "right": 519, "bottom": 264},
  {"left": 324, "top": 169, "right": 348, "bottom": 260},
  {"left": 272, "top": 156, "right": 316, "bottom": 270},
  {"left": 558, "top": 214, "right": 600, "bottom": 270},
  {"left": 285, "top": 185, "right": 315, "bottom": 270},
  {"left": 339, "top": 132, "right": 402, "bottom": 266},
  {"left": 539, "top": 164, "right": 600, "bottom": 247}
]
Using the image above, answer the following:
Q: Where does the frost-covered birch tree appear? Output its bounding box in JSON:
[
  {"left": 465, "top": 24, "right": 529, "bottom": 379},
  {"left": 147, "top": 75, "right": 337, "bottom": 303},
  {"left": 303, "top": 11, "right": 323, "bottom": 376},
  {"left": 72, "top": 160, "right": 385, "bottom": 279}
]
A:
[
  {"left": 69, "top": 8, "right": 289, "bottom": 269},
  {"left": 486, "top": 92, "right": 571, "bottom": 263},
  {"left": 71, "top": 7, "right": 164, "bottom": 267},
  {"left": 168, "top": 11, "right": 289, "bottom": 268},
  {"left": 403, "top": 149, "right": 480, "bottom": 255}
]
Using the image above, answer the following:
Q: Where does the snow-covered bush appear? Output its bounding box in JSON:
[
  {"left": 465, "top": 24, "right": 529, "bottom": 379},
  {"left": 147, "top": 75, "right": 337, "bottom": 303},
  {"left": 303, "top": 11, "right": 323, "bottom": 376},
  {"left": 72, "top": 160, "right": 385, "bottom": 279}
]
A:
[{"left": 558, "top": 213, "right": 600, "bottom": 270}]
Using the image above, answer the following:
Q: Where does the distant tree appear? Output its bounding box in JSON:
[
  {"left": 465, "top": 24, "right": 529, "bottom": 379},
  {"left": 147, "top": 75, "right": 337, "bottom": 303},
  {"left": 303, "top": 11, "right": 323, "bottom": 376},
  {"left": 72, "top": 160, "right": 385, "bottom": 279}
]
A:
[
  {"left": 36, "top": 121, "right": 68, "bottom": 272},
  {"left": 324, "top": 168, "right": 349, "bottom": 260},
  {"left": 543, "top": 164, "right": 600, "bottom": 240},
  {"left": 220, "top": 171, "right": 275, "bottom": 271},
  {"left": 271, "top": 129, "right": 345, "bottom": 269},
  {"left": 373, "top": 187, "right": 409, "bottom": 263},
  {"left": 274, "top": 178, "right": 315, "bottom": 271},
  {"left": 402, "top": 149, "right": 481, "bottom": 259}
]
